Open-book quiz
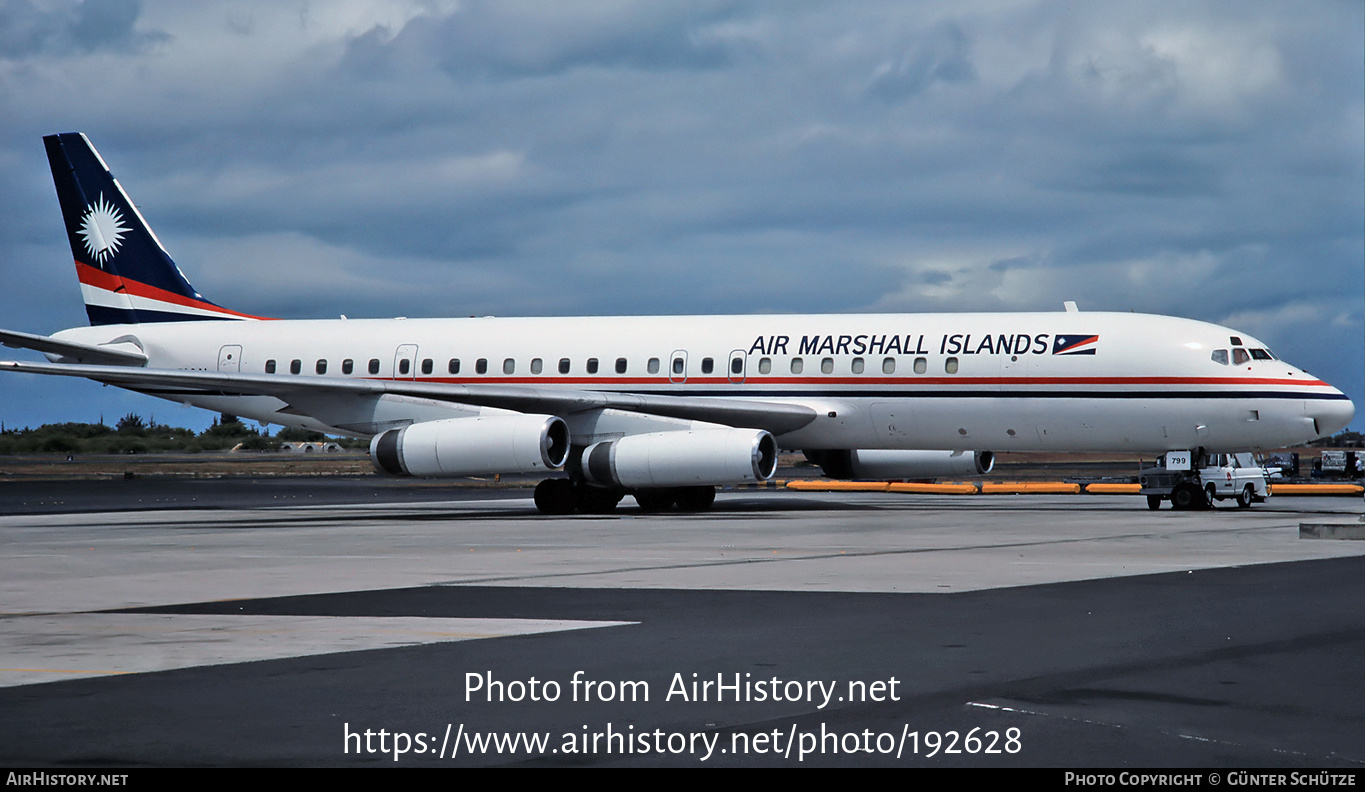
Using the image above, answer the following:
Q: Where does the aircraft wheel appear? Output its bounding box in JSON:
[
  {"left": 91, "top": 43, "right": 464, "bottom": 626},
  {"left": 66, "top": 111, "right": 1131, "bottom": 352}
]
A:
[
  {"left": 1236, "top": 485, "right": 1255, "bottom": 509},
  {"left": 578, "top": 485, "right": 623, "bottom": 514},
  {"left": 675, "top": 486, "right": 716, "bottom": 512},
  {"left": 1146, "top": 495, "right": 1163, "bottom": 510},
  {"left": 634, "top": 489, "right": 676, "bottom": 512},
  {"left": 534, "top": 479, "right": 578, "bottom": 515}
]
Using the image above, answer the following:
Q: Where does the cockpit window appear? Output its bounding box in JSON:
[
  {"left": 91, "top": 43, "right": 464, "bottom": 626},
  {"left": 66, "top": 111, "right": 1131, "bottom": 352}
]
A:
[
  {"left": 1232, "top": 348, "right": 1250, "bottom": 365},
  {"left": 1211, "top": 349, "right": 1229, "bottom": 365},
  {"left": 1250, "top": 349, "right": 1273, "bottom": 360}
]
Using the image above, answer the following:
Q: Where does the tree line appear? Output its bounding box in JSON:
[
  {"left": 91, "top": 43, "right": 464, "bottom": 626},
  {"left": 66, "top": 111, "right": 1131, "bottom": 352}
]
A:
[{"left": 0, "top": 414, "right": 366, "bottom": 455}]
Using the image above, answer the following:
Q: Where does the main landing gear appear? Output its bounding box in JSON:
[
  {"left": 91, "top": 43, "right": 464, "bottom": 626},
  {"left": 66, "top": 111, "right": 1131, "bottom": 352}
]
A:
[{"left": 533, "top": 479, "right": 716, "bottom": 515}]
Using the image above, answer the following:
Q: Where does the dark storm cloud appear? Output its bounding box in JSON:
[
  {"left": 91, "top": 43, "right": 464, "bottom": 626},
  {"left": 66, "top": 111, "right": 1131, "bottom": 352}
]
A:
[
  {"left": 343, "top": 0, "right": 745, "bottom": 79},
  {"left": 0, "top": 0, "right": 168, "bottom": 58},
  {"left": 1051, "top": 151, "right": 1224, "bottom": 197},
  {"left": 864, "top": 21, "right": 976, "bottom": 102},
  {"left": 0, "top": 1, "right": 1359, "bottom": 429}
]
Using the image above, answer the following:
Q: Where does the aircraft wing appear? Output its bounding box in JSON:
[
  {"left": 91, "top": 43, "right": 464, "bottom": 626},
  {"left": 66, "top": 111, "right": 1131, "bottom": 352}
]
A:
[
  {"left": 0, "top": 329, "right": 148, "bottom": 366},
  {"left": 0, "top": 360, "right": 819, "bottom": 436}
]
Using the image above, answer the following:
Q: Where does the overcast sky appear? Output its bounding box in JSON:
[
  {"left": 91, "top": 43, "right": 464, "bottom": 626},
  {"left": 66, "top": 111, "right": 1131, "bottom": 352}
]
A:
[{"left": 0, "top": 0, "right": 1361, "bottom": 433}]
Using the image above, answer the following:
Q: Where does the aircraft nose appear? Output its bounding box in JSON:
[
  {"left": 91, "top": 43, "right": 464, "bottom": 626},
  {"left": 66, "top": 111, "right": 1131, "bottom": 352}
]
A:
[{"left": 1308, "top": 393, "right": 1355, "bottom": 438}]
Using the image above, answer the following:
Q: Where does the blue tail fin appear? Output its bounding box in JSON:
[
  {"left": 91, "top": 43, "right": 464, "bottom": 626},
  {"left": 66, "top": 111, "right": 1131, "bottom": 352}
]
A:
[{"left": 44, "top": 132, "right": 262, "bottom": 325}]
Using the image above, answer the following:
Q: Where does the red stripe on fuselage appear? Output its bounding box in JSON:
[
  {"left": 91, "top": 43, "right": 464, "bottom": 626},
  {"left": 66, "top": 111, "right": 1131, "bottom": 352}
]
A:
[{"left": 363, "top": 374, "right": 1334, "bottom": 389}]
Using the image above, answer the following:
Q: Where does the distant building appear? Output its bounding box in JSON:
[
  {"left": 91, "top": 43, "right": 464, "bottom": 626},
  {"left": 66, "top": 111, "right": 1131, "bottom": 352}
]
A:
[
  {"left": 230, "top": 441, "right": 343, "bottom": 453},
  {"left": 277, "top": 442, "right": 343, "bottom": 453}
]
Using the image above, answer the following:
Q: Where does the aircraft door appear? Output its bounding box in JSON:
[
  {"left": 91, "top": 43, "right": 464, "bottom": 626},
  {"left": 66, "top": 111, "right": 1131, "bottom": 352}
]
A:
[
  {"left": 727, "top": 349, "right": 747, "bottom": 384},
  {"left": 217, "top": 345, "right": 242, "bottom": 373},
  {"left": 669, "top": 350, "right": 688, "bottom": 384},
  {"left": 393, "top": 344, "right": 418, "bottom": 380}
]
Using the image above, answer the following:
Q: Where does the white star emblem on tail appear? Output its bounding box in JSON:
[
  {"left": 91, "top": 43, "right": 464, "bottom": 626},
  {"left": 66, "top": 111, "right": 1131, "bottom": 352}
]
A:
[{"left": 78, "top": 193, "right": 129, "bottom": 265}]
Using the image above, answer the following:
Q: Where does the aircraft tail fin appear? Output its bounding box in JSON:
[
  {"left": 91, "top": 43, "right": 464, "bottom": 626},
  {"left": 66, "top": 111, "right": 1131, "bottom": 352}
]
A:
[{"left": 43, "top": 133, "right": 263, "bottom": 325}]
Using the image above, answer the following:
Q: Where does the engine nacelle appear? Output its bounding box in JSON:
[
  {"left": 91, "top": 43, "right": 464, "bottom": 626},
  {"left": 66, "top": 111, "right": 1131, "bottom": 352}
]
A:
[
  {"left": 580, "top": 428, "right": 777, "bottom": 489},
  {"left": 370, "top": 414, "right": 570, "bottom": 477},
  {"left": 808, "top": 449, "right": 994, "bottom": 480}
]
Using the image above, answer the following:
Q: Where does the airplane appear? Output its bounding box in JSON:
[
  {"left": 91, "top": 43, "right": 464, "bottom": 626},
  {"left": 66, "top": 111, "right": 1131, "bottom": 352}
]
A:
[{"left": 0, "top": 133, "right": 1355, "bottom": 514}]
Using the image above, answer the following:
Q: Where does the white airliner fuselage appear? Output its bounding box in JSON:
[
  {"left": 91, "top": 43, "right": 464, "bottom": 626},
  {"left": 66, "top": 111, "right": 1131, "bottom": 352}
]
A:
[{"left": 47, "top": 310, "right": 1350, "bottom": 454}]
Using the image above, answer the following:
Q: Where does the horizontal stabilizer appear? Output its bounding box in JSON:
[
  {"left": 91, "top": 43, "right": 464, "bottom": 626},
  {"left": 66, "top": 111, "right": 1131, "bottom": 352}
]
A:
[{"left": 0, "top": 329, "right": 147, "bottom": 366}]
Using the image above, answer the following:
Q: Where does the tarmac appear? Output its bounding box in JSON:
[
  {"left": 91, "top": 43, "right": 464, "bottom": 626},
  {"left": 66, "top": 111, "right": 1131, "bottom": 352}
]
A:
[{"left": 2, "top": 480, "right": 1363, "bottom": 767}]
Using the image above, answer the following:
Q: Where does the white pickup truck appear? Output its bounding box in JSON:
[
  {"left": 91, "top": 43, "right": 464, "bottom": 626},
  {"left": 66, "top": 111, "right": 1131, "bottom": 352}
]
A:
[{"left": 1138, "top": 450, "right": 1270, "bottom": 510}]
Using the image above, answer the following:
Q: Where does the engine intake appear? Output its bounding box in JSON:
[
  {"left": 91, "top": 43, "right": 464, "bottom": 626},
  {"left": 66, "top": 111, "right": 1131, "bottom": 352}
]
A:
[
  {"left": 581, "top": 428, "right": 777, "bottom": 489},
  {"left": 371, "top": 414, "right": 570, "bottom": 477}
]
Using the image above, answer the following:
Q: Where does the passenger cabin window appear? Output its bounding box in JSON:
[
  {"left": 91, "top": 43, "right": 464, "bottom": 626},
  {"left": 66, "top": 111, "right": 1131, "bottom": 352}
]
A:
[
  {"left": 731, "top": 357, "right": 744, "bottom": 375},
  {"left": 265, "top": 360, "right": 276, "bottom": 374},
  {"left": 851, "top": 357, "right": 864, "bottom": 374},
  {"left": 945, "top": 357, "right": 959, "bottom": 374},
  {"left": 531, "top": 358, "right": 543, "bottom": 374},
  {"left": 648, "top": 358, "right": 660, "bottom": 374},
  {"left": 882, "top": 358, "right": 895, "bottom": 374},
  {"left": 398, "top": 359, "right": 410, "bottom": 375},
  {"left": 791, "top": 358, "right": 804, "bottom": 374},
  {"left": 701, "top": 357, "right": 714, "bottom": 374},
  {"left": 476, "top": 358, "right": 488, "bottom": 374},
  {"left": 1232, "top": 348, "right": 1250, "bottom": 365},
  {"left": 616, "top": 357, "right": 628, "bottom": 374},
  {"left": 820, "top": 357, "right": 834, "bottom": 374},
  {"left": 316, "top": 359, "right": 327, "bottom": 375},
  {"left": 913, "top": 357, "right": 927, "bottom": 374},
  {"left": 672, "top": 357, "right": 684, "bottom": 375},
  {"left": 342, "top": 359, "right": 354, "bottom": 375},
  {"left": 1211, "top": 349, "right": 1229, "bottom": 365},
  {"left": 587, "top": 358, "right": 599, "bottom": 374},
  {"left": 503, "top": 358, "right": 515, "bottom": 375},
  {"left": 421, "top": 358, "right": 433, "bottom": 375},
  {"left": 559, "top": 358, "right": 571, "bottom": 375},
  {"left": 759, "top": 357, "right": 772, "bottom": 374},
  {"left": 290, "top": 359, "right": 302, "bottom": 375},
  {"left": 448, "top": 359, "right": 460, "bottom": 374},
  {"left": 368, "top": 359, "right": 380, "bottom": 375}
]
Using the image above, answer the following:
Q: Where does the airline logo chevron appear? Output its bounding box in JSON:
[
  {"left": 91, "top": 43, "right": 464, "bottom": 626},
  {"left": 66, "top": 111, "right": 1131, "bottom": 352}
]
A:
[{"left": 1052, "top": 334, "right": 1099, "bottom": 355}]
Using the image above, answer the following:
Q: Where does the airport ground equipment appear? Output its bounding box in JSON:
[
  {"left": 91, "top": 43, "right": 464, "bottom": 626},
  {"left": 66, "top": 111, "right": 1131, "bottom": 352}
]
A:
[{"left": 1139, "top": 450, "right": 1270, "bottom": 510}]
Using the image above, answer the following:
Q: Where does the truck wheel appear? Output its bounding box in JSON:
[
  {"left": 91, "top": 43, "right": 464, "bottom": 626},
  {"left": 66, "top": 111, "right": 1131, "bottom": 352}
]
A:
[
  {"left": 1236, "top": 485, "right": 1254, "bottom": 509},
  {"left": 1171, "top": 483, "right": 1201, "bottom": 511},
  {"left": 1146, "top": 495, "right": 1163, "bottom": 510}
]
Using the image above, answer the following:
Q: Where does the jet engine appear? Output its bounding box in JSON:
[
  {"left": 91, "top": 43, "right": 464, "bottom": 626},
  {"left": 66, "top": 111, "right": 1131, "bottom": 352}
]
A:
[
  {"left": 371, "top": 414, "right": 570, "bottom": 477},
  {"left": 807, "top": 449, "right": 994, "bottom": 480},
  {"left": 580, "top": 428, "right": 777, "bottom": 489}
]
